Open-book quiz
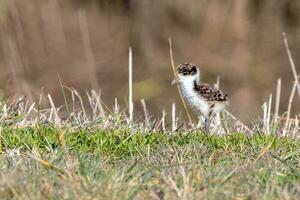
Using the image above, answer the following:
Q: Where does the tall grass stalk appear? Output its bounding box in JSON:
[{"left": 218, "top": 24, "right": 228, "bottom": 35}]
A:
[
  {"left": 47, "top": 94, "right": 60, "bottom": 125},
  {"left": 262, "top": 102, "right": 267, "bottom": 133},
  {"left": 140, "top": 99, "right": 149, "bottom": 128},
  {"left": 283, "top": 32, "right": 300, "bottom": 98},
  {"left": 58, "top": 74, "right": 70, "bottom": 115},
  {"left": 162, "top": 109, "right": 166, "bottom": 132},
  {"left": 172, "top": 103, "right": 176, "bottom": 131},
  {"left": 283, "top": 80, "right": 297, "bottom": 136},
  {"left": 274, "top": 78, "right": 281, "bottom": 124},
  {"left": 114, "top": 98, "right": 119, "bottom": 114},
  {"left": 128, "top": 47, "right": 133, "bottom": 122},
  {"left": 266, "top": 93, "right": 272, "bottom": 133},
  {"left": 168, "top": 38, "right": 193, "bottom": 125}
]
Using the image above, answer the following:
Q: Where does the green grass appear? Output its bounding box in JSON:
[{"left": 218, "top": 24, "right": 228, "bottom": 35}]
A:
[{"left": 0, "top": 127, "right": 299, "bottom": 199}]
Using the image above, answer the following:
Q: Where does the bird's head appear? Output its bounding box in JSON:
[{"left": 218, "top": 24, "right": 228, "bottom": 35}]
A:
[{"left": 171, "top": 63, "right": 200, "bottom": 85}]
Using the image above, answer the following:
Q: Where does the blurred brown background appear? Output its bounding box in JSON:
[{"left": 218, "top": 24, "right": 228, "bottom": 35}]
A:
[{"left": 0, "top": 0, "right": 299, "bottom": 122}]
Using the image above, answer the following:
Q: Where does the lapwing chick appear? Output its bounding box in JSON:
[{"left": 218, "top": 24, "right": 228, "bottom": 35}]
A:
[{"left": 171, "top": 63, "right": 228, "bottom": 132}]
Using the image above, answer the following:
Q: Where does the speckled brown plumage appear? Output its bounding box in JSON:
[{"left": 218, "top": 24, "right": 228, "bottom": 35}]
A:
[
  {"left": 193, "top": 82, "right": 228, "bottom": 102},
  {"left": 177, "top": 63, "right": 198, "bottom": 76}
]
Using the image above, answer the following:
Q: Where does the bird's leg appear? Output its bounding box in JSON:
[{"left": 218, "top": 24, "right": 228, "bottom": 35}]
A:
[{"left": 204, "top": 118, "right": 210, "bottom": 133}]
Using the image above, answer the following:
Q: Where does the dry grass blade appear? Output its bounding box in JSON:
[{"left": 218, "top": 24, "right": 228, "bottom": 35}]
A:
[
  {"left": 162, "top": 109, "right": 166, "bottom": 132},
  {"left": 283, "top": 32, "right": 300, "bottom": 98},
  {"left": 262, "top": 102, "right": 267, "bottom": 132},
  {"left": 92, "top": 90, "right": 105, "bottom": 117},
  {"left": 224, "top": 110, "right": 253, "bottom": 134},
  {"left": 267, "top": 94, "right": 272, "bottom": 133},
  {"left": 169, "top": 38, "right": 193, "bottom": 125},
  {"left": 114, "top": 98, "right": 119, "bottom": 114},
  {"left": 140, "top": 99, "right": 149, "bottom": 127},
  {"left": 47, "top": 94, "right": 60, "bottom": 125},
  {"left": 274, "top": 78, "right": 281, "bottom": 124},
  {"left": 128, "top": 47, "right": 133, "bottom": 122},
  {"left": 172, "top": 103, "right": 176, "bottom": 131},
  {"left": 27, "top": 152, "right": 69, "bottom": 178},
  {"left": 283, "top": 80, "right": 297, "bottom": 136},
  {"left": 57, "top": 74, "right": 70, "bottom": 115}
]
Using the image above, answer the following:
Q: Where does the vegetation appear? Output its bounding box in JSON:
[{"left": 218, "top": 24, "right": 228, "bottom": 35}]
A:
[
  {"left": 0, "top": 67, "right": 298, "bottom": 199},
  {"left": 0, "top": 124, "right": 298, "bottom": 199}
]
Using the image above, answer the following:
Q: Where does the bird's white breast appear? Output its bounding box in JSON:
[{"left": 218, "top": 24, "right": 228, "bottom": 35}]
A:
[{"left": 180, "top": 80, "right": 210, "bottom": 118}]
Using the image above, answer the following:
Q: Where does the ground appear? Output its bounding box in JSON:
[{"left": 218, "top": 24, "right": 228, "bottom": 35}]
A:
[{"left": 0, "top": 127, "right": 299, "bottom": 200}]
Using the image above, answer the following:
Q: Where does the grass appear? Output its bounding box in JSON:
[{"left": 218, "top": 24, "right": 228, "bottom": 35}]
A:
[{"left": 0, "top": 126, "right": 299, "bottom": 200}]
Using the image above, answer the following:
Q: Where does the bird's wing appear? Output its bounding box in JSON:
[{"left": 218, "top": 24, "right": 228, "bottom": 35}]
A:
[{"left": 194, "top": 82, "right": 228, "bottom": 102}]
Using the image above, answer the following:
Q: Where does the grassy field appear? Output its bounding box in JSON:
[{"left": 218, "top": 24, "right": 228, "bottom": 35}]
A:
[
  {"left": 0, "top": 84, "right": 298, "bottom": 199},
  {"left": 0, "top": 56, "right": 299, "bottom": 199},
  {"left": 0, "top": 126, "right": 299, "bottom": 200}
]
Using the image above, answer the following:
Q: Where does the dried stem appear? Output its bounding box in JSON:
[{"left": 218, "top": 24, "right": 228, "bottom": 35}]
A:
[
  {"left": 172, "top": 103, "right": 176, "bottom": 131},
  {"left": 169, "top": 38, "right": 193, "bottom": 125},
  {"left": 140, "top": 99, "right": 149, "bottom": 127},
  {"left": 266, "top": 94, "right": 272, "bottom": 133},
  {"left": 57, "top": 74, "right": 70, "bottom": 115},
  {"left": 128, "top": 47, "right": 133, "bottom": 122},
  {"left": 262, "top": 102, "right": 267, "bottom": 133},
  {"left": 274, "top": 78, "right": 281, "bottom": 124},
  {"left": 283, "top": 80, "right": 297, "bottom": 136},
  {"left": 283, "top": 32, "right": 300, "bottom": 98},
  {"left": 162, "top": 109, "right": 166, "bottom": 132},
  {"left": 224, "top": 110, "right": 253, "bottom": 134}
]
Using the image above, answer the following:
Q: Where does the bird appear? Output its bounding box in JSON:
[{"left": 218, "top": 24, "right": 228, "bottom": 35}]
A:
[{"left": 171, "top": 63, "right": 228, "bottom": 132}]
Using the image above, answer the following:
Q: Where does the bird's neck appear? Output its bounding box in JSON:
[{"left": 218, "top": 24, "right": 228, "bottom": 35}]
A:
[
  {"left": 179, "top": 77, "right": 198, "bottom": 97},
  {"left": 180, "top": 77, "right": 198, "bottom": 89}
]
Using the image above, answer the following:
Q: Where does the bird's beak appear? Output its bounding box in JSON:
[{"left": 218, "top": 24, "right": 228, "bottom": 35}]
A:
[{"left": 171, "top": 75, "right": 179, "bottom": 85}]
